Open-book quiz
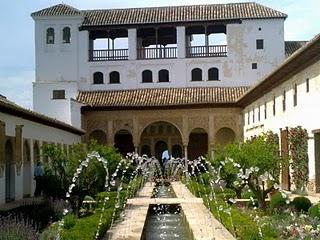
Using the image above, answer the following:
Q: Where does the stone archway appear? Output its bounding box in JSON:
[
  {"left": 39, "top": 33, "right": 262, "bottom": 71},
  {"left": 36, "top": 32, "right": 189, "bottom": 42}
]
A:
[
  {"left": 114, "top": 129, "right": 134, "bottom": 156},
  {"left": 5, "top": 140, "right": 15, "bottom": 202},
  {"left": 23, "top": 140, "right": 31, "bottom": 197},
  {"left": 172, "top": 144, "right": 183, "bottom": 158},
  {"left": 215, "top": 127, "right": 236, "bottom": 146},
  {"left": 141, "top": 145, "right": 151, "bottom": 157},
  {"left": 188, "top": 128, "right": 208, "bottom": 160},
  {"left": 140, "top": 121, "right": 183, "bottom": 158},
  {"left": 155, "top": 141, "right": 168, "bottom": 160},
  {"left": 89, "top": 129, "right": 107, "bottom": 145}
]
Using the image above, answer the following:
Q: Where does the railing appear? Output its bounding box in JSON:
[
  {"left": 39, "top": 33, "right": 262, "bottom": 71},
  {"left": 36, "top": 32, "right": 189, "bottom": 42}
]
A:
[
  {"left": 186, "top": 45, "right": 227, "bottom": 58},
  {"left": 89, "top": 49, "right": 128, "bottom": 61},
  {"left": 137, "top": 47, "right": 177, "bottom": 59}
]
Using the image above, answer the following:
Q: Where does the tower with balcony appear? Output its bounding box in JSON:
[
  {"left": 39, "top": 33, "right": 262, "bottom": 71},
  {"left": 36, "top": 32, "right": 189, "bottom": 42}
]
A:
[{"left": 32, "top": 3, "right": 286, "bottom": 127}]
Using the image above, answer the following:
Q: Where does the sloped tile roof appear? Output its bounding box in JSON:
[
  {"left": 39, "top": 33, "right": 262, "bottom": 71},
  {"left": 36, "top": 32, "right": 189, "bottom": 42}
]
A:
[
  {"left": 0, "top": 96, "right": 85, "bottom": 135},
  {"left": 31, "top": 4, "right": 82, "bottom": 17},
  {"left": 32, "top": 2, "right": 287, "bottom": 26},
  {"left": 285, "top": 41, "right": 308, "bottom": 58},
  {"left": 77, "top": 87, "right": 249, "bottom": 109}
]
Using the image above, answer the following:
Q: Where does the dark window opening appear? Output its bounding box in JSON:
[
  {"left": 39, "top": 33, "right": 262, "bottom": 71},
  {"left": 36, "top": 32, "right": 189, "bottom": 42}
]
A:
[
  {"left": 191, "top": 68, "right": 202, "bottom": 81},
  {"left": 158, "top": 69, "right": 169, "bottom": 82},
  {"left": 247, "top": 112, "right": 250, "bottom": 125},
  {"left": 306, "top": 78, "right": 309, "bottom": 92},
  {"left": 52, "top": 90, "right": 65, "bottom": 99},
  {"left": 264, "top": 102, "right": 267, "bottom": 119},
  {"left": 256, "top": 39, "right": 264, "bottom": 49},
  {"left": 293, "top": 83, "right": 297, "bottom": 106},
  {"left": 282, "top": 91, "right": 286, "bottom": 112},
  {"left": 208, "top": 67, "right": 219, "bottom": 81},
  {"left": 46, "top": 28, "right": 55, "bottom": 44},
  {"left": 258, "top": 106, "right": 261, "bottom": 121},
  {"left": 62, "top": 27, "right": 71, "bottom": 43},
  {"left": 109, "top": 71, "right": 120, "bottom": 84},
  {"left": 252, "top": 63, "right": 257, "bottom": 69},
  {"left": 142, "top": 70, "right": 153, "bottom": 83},
  {"left": 253, "top": 108, "right": 255, "bottom": 123},
  {"left": 93, "top": 72, "right": 104, "bottom": 84},
  {"left": 273, "top": 96, "right": 276, "bottom": 116}
]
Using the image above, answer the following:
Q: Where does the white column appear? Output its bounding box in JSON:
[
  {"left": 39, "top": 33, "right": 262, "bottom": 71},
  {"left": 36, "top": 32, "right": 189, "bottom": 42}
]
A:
[
  {"left": 177, "top": 26, "right": 186, "bottom": 58},
  {"left": 128, "top": 28, "right": 137, "bottom": 60}
]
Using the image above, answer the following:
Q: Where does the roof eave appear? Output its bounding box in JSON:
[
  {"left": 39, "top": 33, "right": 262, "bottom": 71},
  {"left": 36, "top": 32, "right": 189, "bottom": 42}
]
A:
[
  {"left": 0, "top": 103, "right": 85, "bottom": 135},
  {"left": 80, "top": 102, "right": 242, "bottom": 112}
]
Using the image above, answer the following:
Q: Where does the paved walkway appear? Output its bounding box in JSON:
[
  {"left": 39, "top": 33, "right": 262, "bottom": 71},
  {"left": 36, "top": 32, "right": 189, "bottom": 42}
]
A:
[
  {"left": 171, "top": 182, "right": 235, "bottom": 240},
  {"left": 106, "top": 181, "right": 235, "bottom": 240},
  {"left": 105, "top": 182, "right": 154, "bottom": 240}
]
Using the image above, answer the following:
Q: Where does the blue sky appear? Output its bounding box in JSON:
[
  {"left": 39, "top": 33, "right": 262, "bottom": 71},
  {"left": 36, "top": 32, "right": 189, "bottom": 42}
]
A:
[{"left": 0, "top": 0, "right": 319, "bottom": 109}]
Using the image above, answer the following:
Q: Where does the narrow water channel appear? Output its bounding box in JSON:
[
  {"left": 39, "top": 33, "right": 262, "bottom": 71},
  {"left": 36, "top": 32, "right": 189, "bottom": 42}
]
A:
[{"left": 142, "top": 184, "right": 192, "bottom": 240}]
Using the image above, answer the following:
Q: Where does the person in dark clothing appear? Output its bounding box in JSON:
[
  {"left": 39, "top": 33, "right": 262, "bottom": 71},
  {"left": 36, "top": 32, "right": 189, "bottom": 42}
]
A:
[{"left": 34, "top": 161, "right": 44, "bottom": 196}]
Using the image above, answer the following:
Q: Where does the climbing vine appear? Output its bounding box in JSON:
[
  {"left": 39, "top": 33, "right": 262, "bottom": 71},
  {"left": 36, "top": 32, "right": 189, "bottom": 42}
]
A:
[
  {"left": 265, "top": 131, "right": 280, "bottom": 180},
  {"left": 288, "top": 126, "right": 309, "bottom": 191}
]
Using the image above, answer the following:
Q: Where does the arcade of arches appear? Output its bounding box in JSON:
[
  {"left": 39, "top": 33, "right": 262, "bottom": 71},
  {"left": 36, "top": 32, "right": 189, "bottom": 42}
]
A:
[{"left": 84, "top": 108, "right": 242, "bottom": 159}]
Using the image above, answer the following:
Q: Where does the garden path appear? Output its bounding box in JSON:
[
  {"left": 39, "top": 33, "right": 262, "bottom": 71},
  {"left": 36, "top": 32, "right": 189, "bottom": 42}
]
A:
[{"left": 105, "top": 181, "right": 235, "bottom": 240}]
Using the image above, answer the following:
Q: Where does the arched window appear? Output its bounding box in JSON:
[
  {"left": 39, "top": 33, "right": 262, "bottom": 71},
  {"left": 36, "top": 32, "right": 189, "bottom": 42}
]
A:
[
  {"left": 191, "top": 68, "right": 202, "bottom": 81},
  {"left": 208, "top": 67, "right": 219, "bottom": 81},
  {"left": 109, "top": 71, "right": 120, "bottom": 84},
  {"left": 93, "top": 72, "right": 104, "bottom": 84},
  {"left": 142, "top": 70, "right": 153, "bottom": 83},
  {"left": 158, "top": 69, "right": 169, "bottom": 82},
  {"left": 62, "top": 27, "right": 71, "bottom": 43},
  {"left": 46, "top": 28, "right": 55, "bottom": 44}
]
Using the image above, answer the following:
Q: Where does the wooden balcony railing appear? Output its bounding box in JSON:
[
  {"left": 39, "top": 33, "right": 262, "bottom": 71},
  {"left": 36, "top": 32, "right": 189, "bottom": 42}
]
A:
[
  {"left": 89, "top": 49, "right": 128, "bottom": 61},
  {"left": 137, "top": 47, "right": 177, "bottom": 59},
  {"left": 186, "top": 45, "right": 227, "bottom": 58}
]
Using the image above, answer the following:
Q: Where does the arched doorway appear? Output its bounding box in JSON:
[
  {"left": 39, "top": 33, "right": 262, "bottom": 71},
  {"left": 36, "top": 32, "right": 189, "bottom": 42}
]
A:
[
  {"left": 141, "top": 145, "right": 151, "bottom": 157},
  {"left": 114, "top": 130, "right": 134, "bottom": 156},
  {"left": 188, "top": 128, "right": 208, "bottom": 160},
  {"left": 89, "top": 130, "right": 107, "bottom": 145},
  {"left": 172, "top": 144, "right": 183, "bottom": 158},
  {"left": 23, "top": 140, "right": 31, "bottom": 197},
  {"left": 140, "top": 121, "right": 183, "bottom": 159},
  {"left": 155, "top": 141, "right": 168, "bottom": 160},
  {"left": 5, "top": 140, "right": 15, "bottom": 202},
  {"left": 215, "top": 127, "right": 236, "bottom": 146}
]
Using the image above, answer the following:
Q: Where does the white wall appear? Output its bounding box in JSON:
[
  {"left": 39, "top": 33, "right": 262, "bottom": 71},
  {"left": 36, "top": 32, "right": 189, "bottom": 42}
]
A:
[
  {"left": 33, "top": 16, "right": 285, "bottom": 125},
  {"left": 76, "top": 19, "right": 284, "bottom": 91},
  {"left": 33, "top": 81, "right": 78, "bottom": 124},
  {"left": 0, "top": 112, "right": 82, "bottom": 204},
  {"left": 243, "top": 60, "right": 320, "bottom": 185}
]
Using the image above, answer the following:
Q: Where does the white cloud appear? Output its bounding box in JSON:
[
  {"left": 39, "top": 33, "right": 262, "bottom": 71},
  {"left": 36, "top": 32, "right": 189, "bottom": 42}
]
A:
[{"left": 0, "top": 70, "right": 34, "bottom": 110}]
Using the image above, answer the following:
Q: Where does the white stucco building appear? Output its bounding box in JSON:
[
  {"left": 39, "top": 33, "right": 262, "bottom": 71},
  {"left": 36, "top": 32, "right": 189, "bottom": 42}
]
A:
[
  {"left": 28, "top": 2, "right": 320, "bottom": 193},
  {"left": 239, "top": 34, "right": 320, "bottom": 192},
  {"left": 0, "top": 95, "right": 84, "bottom": 204},
  {"left": 31, "top": 3, "right": 287, "bottom": 127}
]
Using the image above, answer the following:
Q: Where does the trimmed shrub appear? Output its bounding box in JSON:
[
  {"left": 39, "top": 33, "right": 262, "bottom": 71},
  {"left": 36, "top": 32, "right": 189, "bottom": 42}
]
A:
[
  {"left": 291, "top": 196, "right": 312, "bottom": 212},
  {"left": 64, "top": 214, "right": 77, "bottom": 230},
  {"left": 270, "top": 192, "right": 288, "bottom": 211},
  {"left": 308, "top": 203, "right": 320, "bottom": 218}
]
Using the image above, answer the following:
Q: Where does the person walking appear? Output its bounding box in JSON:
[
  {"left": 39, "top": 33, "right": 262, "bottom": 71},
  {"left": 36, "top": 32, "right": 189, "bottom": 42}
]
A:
[{"left": 34, "top": 161, "right": 44, "bottom": 197}]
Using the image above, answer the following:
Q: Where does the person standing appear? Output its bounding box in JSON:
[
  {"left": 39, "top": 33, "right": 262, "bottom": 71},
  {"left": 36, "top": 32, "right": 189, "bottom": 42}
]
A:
[{"left": 34, "top": 161, "right": 44, "bottom": 197}]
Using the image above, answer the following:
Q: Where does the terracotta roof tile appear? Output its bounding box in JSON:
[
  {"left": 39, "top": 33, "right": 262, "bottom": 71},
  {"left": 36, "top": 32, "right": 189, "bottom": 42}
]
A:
[
  {"left": 76, "top": 87, "right": 249, "bottom": 109},
  {"left": 285, "top": 41, "right": 308, "bottom": 58},
  {"left": 31, "top": 4, "right": 82, "bottom": 17},
  {"left": 0, "top": 96, "right": 85, "bottom": 135},
  {"left": 32, "top": 3, "right": 287, "bottom": 26}
]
